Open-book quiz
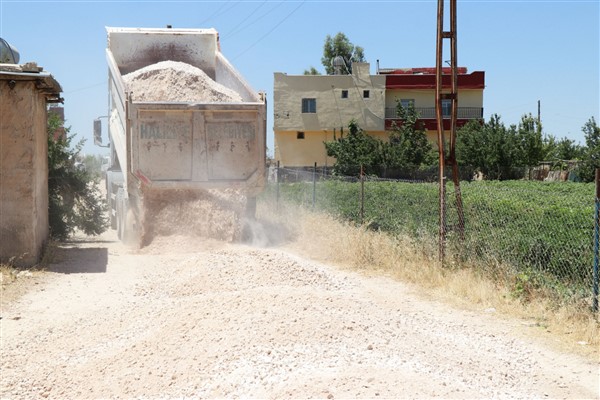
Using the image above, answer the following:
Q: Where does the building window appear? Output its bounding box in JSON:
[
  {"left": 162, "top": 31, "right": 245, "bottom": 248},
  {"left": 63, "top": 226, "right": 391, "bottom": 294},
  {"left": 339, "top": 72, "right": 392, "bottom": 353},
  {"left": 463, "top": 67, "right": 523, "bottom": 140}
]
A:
[
  {"left": 297, "top": 132, "right": 305, "bottom": 139},
  {"left": 341, "top": 90, "right": 348, "bottom": 99},
  {"left": 301, "top": 98, "right": 316, "bottom": 113},
  {"left": 442, "top": 99, "right": 452, "bottom": 117},
  {"left": 400, "top": 99, "right": 415, "bottom": 109},
  {"left": 363, "top": 90, "right": 370, "bottom": 98}
]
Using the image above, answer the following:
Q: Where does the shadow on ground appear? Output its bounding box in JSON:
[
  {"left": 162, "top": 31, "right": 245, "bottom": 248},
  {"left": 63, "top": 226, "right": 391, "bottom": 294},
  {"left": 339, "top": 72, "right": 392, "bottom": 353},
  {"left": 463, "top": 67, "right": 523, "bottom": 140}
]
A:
[{"left": 46, "top": 246, "right": 108, "bottom": 274}]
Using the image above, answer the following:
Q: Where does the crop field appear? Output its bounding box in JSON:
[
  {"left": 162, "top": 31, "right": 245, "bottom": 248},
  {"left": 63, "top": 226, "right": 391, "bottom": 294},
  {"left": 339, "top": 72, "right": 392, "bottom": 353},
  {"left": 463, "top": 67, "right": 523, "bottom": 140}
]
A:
[{"left": 266, "top": 177, "right": 595, "bottom": 305}]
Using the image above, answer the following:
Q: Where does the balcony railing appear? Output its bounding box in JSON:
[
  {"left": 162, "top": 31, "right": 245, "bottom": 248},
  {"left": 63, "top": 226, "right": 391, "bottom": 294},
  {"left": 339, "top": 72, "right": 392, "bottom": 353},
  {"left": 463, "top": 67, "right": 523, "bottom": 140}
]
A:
[{"left": 385, "top": 107, "right": 483, "bottom": 119}]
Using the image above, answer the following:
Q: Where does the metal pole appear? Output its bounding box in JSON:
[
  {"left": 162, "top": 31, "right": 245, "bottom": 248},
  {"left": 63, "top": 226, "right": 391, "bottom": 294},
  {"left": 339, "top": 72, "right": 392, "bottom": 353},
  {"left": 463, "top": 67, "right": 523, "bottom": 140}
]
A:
[
  {"left": 436, "top": 0, "right": 464, "bottom": 255},
  {"left": 436, "top": 0, "right": 447, "bottom": 261},
  {"left": 449, "top": 0, "right": 465, "bottom": 241},
  {"left": 594, "top": 169, "right": 600, "bottom": 312},
  {"left": 449, "top": 0, "right": 458, "bottom": 158},
  {"left": 312, "top": 162, "right": 317, "bottom": 209}
]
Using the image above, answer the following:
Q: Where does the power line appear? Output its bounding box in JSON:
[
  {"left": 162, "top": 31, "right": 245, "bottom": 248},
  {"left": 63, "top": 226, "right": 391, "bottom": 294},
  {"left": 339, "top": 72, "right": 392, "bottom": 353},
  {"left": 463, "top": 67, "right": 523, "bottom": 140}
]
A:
[
  {"left": 231, "top": 1, "right": 305, "bottom": 61},
  {"left": 221, "top": 0, "right": 271, "bottom": 39},
  {"left": 197, "top": 0, "right": 238, "bottom": 26},
  {"left": 64, "top": 81, "right": 107, "bottom": 94}
]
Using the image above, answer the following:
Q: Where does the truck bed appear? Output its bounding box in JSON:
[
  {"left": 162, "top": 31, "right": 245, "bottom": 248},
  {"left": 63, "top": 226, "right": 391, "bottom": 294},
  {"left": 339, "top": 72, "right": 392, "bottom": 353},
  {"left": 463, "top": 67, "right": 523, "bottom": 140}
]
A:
[{"left": 104, "top": 27, "right": 266, "bottom": 245}]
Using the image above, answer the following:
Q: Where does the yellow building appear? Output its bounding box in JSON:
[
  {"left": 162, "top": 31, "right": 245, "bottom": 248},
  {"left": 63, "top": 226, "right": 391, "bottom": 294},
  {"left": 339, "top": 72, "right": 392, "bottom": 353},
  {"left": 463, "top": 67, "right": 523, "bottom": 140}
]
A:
[
  {"left": 274, "top": 63, "right": 385, "bottom": 168},
  {"left": 273, "top": 63, "right": 485, "bottom": 168}
]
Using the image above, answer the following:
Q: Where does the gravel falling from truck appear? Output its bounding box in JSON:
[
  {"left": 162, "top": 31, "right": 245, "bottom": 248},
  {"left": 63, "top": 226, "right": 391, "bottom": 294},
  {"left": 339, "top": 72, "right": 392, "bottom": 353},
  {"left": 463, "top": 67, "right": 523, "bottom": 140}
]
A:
[
  {"left": 139, "top": 187, "right": 247, "bottom": 246},
  {"left": 124, "top": 60, "right": 248, "bottom": 245}
]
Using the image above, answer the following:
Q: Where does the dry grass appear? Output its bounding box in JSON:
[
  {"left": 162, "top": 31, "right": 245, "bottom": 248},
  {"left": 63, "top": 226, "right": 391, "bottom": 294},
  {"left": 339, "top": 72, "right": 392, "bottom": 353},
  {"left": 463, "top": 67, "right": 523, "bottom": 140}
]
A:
[
  {"left": 0, "top": 263, "right": 18, "bottom": 286},
  {"left": 258, "top": 202, "right": 599, "bottom": 358},
  {"left": 0, "top": 242, "right": 57, "bottom": 306}
]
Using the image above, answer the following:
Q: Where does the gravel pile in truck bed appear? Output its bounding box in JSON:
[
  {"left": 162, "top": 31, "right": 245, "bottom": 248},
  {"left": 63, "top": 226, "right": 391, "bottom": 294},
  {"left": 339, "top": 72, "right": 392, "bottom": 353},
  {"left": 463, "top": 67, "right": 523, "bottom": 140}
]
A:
[{"left": 123, "top": 60, "right": 243, "bottom": 103}]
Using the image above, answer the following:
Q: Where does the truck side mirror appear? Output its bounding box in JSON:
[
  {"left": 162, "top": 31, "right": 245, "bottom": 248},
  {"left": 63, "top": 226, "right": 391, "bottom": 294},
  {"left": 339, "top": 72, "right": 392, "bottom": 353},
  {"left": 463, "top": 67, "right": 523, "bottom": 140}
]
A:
[{"left": 93, "top": 119, "right": 102, "bottom": 146}]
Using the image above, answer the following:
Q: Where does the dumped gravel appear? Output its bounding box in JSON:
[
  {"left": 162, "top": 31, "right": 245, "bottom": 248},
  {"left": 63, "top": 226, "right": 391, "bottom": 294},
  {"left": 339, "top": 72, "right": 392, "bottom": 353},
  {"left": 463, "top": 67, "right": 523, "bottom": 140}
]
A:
[
  {"left": 139, "top": 188, "right": 247, "bottom": 246},
  {"left": 0, "top": 230, "right": 598, "bottom": 399},
  {"left": 123, "top": 60, "right": 243, "bottom": 103}
]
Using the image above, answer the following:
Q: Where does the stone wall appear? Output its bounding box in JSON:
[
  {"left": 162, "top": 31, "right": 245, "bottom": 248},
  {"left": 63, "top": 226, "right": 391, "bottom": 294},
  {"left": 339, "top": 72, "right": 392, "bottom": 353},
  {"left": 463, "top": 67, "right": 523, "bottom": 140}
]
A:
[{"left": 0, "top": 79, "right": 50, "bottom": 266}]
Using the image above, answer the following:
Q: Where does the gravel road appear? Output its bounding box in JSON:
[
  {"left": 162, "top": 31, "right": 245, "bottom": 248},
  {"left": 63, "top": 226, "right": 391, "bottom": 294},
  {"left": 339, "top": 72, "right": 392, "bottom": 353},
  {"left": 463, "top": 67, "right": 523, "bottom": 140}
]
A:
[{"left": 1, "top": 229, "right": 598, "bottom": 399}]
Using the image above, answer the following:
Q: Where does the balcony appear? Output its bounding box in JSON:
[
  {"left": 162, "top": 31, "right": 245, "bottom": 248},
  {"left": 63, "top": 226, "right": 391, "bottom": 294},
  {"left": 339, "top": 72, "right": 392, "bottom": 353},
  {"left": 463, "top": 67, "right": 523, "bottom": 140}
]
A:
[
  {"left": 384, "top": 106, "right": 483, "bottom": 131},
  {"left": 385, "top": 107, "right": 483, "bottom": 120}
]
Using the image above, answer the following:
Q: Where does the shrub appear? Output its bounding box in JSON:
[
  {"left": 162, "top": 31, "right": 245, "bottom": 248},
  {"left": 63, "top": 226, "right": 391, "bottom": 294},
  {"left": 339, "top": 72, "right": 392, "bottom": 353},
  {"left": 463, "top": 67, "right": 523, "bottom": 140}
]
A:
[{"left": 47, "top": 113, "right": 108, "bottom": 240}]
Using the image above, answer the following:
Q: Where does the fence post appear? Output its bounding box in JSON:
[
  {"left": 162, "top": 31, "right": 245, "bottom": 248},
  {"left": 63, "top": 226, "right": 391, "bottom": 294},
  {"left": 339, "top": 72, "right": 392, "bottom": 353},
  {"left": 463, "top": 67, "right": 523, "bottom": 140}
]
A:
[
  {"left": 276, "top": 160, "right": 280, "bottom": 210},
  {"left": 312, "top": 162, "right": 317, "bottom": 209},
  {"left": 360, "top": 164, "right": 365, "bottom": 224},
  {"left": 594, "top": 169, "right": 599, "bottom": 312}
]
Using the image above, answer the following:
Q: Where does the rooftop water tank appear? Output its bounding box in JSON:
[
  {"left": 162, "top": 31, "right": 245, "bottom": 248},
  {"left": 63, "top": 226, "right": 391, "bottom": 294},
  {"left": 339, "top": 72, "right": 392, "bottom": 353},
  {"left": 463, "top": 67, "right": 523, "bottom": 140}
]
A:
[{"left": 0, "top": 38, "right": 20, "bottom": 64}]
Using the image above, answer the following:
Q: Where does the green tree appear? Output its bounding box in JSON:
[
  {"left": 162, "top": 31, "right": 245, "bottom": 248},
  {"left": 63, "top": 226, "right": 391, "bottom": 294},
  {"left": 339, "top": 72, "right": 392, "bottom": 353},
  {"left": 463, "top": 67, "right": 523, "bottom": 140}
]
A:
[
  {"left": 48, "top": 113, "right": 108, "bottom": 240},
  {"left": 321, "top": 32, "right": 365, "bottom": 75},
  {"left": 388, "top": 103, "right": 436, "bottom": 169},
  {"left": 542, "top": 135, "right": 585, "bottom": 162},
  {"left": 576, "top": 116, "right": 600, "bottom": 182},
  {"left": 324, "top": 120, "right": 384, "bottom": 176},
  {"left": 516, "top": 113, "right": 543, "bottom": 168},
  {"left": 81, "top": 154, "right": 105, "bottom": 179},
  {"left": 303, "top": 66, "right": 321, "bottom": 75},
  {"left": 457, "top": 113, "right": 550, "bottom": 180},
  {"left": 457, "top": 114, "right": 521, "bottom": 180},
  {"left": 324, "top": 109, "right": 434, "bottom": 178}
]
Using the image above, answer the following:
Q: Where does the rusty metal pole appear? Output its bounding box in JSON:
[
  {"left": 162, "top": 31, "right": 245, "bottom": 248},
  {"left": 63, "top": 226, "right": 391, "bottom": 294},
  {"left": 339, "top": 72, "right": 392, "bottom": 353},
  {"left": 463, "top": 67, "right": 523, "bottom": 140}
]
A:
[
  {"left": 437, "top": 0, "right": 465, "bottom": 260},
  {"left": 448, "top": 0, "right": 465, "bottom": 240},
  {"left": 435, "top": 0, "right": 447, "bottom": 261},
  {"left": 594, "top": 169, "right": 600, "bottom": 312}
]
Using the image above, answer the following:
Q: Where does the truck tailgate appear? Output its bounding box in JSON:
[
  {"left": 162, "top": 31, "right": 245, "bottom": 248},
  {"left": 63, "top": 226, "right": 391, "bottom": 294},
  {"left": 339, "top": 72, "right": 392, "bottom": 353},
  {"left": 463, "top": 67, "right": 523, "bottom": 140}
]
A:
[{"left": 131, "top": 103, "right": 265, "bottom": 190}]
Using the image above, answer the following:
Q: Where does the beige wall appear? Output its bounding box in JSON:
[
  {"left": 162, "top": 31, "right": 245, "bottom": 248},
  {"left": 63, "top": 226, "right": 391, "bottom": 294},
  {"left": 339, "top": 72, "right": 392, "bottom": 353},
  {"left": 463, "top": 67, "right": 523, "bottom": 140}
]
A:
[
  {"left": 274, "top": 63, "right": 386, "bottom": 132},
  {"left": 274, "top": 128, "right": 389, "bottom": 168},
  {"left": 274, "top": 130, "right": 336, "bottom": 167},
  {"left": 0, "top": 80, "right": 50, "bottom": 266}
]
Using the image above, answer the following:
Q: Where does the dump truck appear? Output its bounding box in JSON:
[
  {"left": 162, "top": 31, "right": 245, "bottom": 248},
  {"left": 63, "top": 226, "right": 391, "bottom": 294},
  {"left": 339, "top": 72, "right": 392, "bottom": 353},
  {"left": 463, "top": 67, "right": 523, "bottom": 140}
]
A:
[{"left": 94, "top": 27, "right": 266, "bottom": 245}]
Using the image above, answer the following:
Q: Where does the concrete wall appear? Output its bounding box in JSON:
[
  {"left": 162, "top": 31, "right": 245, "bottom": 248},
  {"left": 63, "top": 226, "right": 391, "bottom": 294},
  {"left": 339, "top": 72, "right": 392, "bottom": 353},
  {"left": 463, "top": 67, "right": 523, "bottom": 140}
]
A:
[
  {"left": 0, "top": 79, "right": 49, "bottom": 266},
  {"left": 274, "top": 63, "right": 386, "bottom": 132}
]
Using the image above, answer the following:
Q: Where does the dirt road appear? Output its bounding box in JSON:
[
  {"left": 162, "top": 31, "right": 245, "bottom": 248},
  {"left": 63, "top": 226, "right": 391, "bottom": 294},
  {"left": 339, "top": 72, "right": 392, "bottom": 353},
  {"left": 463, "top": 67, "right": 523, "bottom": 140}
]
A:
[{"left": 1, "top": 228, "right": 598, "bottom": 399}]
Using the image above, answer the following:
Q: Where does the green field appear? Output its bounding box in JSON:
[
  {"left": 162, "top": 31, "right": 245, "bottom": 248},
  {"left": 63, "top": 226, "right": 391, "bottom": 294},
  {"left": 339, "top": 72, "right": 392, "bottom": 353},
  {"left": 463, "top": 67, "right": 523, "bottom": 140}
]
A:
[{"left": 266, "top": 179, "right": 595, "bottom": 301}]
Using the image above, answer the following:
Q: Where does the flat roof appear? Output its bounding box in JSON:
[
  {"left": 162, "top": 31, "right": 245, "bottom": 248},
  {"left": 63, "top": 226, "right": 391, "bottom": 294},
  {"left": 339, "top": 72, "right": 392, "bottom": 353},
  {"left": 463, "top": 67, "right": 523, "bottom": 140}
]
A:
[{"left": 0, "top": 62, "right": 62, "bottom": 102}]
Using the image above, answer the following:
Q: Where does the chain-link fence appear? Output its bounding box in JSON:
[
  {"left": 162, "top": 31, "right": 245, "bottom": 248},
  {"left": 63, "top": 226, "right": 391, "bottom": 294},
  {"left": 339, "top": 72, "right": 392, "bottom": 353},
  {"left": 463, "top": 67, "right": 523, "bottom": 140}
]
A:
[{"left": 263, "top": 165, "right": 597, "bottom": 310}]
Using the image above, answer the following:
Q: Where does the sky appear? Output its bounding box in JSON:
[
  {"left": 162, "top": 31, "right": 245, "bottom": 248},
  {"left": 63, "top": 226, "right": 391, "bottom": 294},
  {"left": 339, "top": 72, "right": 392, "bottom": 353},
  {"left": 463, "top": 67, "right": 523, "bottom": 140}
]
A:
[{"left": 1, "top": 0, "right": 598, "bottom": 157}]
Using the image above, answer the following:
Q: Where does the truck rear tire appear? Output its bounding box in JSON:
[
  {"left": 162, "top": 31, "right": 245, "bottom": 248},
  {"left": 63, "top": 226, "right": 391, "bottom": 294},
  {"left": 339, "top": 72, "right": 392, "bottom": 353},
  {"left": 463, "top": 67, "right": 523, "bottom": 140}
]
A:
[
  {"left": 116, "top": 188, "right": 124, "bottom": 240},
  {"left": 117, "top": 188, "right": 139, "bottom": 246},
  {"left": 106, "top": 173, "right": 117, "bottom": 230}
]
